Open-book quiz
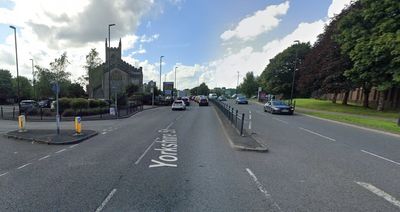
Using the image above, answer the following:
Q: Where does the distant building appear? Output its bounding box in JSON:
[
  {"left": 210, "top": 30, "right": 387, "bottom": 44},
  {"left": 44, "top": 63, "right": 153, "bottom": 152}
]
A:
[{"left": 88, "top": 39, "right": 143, "bottom": 99}]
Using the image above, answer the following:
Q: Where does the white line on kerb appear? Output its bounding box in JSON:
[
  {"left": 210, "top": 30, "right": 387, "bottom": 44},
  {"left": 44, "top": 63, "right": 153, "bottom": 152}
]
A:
[
  {"left": 38, "top": 155, "right": 50, "bottom": 161},
  {"left": 356, "top": 181, "right": 400, "bottom": 209},
  {"left": 361, "top": 150, "right": 400, "bottom": 166},
  {"left": 0, "top": 172, "right": 9, "bottom": 177},
  {"left": 17, "top": 163, "right": 32, "bottom": 169},
  {"left": 299, "top": 127, "right": 336, "bottom": 141},
  {"left": 166, "top": 122, "right": 174, "bottom": 130},
  {"left": 246, "top": 168, "right": 282, "bottom": 211},
  {"left": 69, "top": 144, "right": 79, "bottom": 148},
  {"left": 55, "top": 149, "right": 66, "bottom": 154},
  {"left": 135, "top": 141, "right": 156, "bottom": 165},
  {"left": 272, "top": 117, "right": 288, "bottom": 124},
  {"left": 95, "top": 188, "right": 117, "bottom": 212}
]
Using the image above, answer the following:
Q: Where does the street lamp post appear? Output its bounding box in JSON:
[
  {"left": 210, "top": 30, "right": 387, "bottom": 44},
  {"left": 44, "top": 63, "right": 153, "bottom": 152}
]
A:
[
  {"left": 108, "top": 23, "right": 115, "bottom": 100},
  {"left": 30, "top": 59, "right": 35, "bottom": 100},
  {"left": 236, "top": 71, "right": 239, "bottom": 95},
  {"left": 9, "top": 26, "right": 20, "bottom": 112},
  {"left": 159, "top": 56, "right": 164, "bottom": 93},
  {"left": 290, "top": 40, "right": 300, "bottom": 105},
  {"left": 175, "top": 66, "right": 177, "bottom": 98}
]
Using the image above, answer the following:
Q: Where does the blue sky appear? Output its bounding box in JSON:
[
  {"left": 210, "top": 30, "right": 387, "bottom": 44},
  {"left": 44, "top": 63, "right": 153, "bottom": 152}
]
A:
[{"left": 0, "top": 0, "right": 349, "bottom": 89}]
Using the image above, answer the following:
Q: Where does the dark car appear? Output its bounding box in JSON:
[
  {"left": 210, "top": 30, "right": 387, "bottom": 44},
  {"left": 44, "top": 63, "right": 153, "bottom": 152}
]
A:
[
  {"left": 182, "top": 97, "right": 190, "bottom": 106},
  {"left": 218, "top": 96, "right": 227, "bottom": 101},
  {"left": 20, "top": 100, "right": 39, "bottom": 114},
  {"left": 199, "top": 97, "right": 209, "bottom": 106},
  {"left": 235, "top": 96, "right": 248, "bottom": 104},
  {"left": 264, "top": 100, "right": 294, "bottom": 115},
  {"left": 38, "top": 99, "right": 52, "bottom": 108}
]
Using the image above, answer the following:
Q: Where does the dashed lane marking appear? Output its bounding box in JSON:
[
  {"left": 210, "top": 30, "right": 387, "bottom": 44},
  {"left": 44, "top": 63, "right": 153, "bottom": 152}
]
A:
[
  {"left": 356, "top": 181, "right": 400, "bottom": 209},
  {"left": 95, "top": 188, "right": 117, "bottom": 212},
  {"left": 361, "top": 150, "right": 400, "bottom": 166},
  {"left": 0, "top": 172, "right": 9, "bottom": 177},
  {"left": 246, "top": 168, "right": 282, "bottom": 211},
  {"left": 299, "top": 127, "right": 336, "bottom": 141},
  {"left": 17, "top": 163, "right": 32, "bottom": 170},
  {"left": 134, "top": 141, "right": 156, "bottom": 165},
  {"left": 38, "top": 155, "right": 50, "bottom": 161},
  {"left": 55, "top": 149, "right": 66, "bottom": 154},
  {"left": 272, "top": 117, "right": 289, "bottom": 124},
  {"left": 69, "top": 144, "right": 79, "bottom": 148}
]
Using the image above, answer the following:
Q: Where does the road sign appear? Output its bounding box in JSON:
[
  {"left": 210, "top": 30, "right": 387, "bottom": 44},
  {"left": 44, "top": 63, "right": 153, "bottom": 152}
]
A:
[{"left": 51, "top": 83, "right": 59, "bottom": 94}]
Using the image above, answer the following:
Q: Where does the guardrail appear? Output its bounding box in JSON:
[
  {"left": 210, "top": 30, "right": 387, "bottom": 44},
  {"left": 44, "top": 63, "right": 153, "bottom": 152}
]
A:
[{"left": 210, "top": 99, "right": 245, "bottom": 136}]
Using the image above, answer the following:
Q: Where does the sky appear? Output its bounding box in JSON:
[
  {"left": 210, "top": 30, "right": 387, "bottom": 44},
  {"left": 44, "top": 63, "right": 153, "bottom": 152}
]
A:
[{"left": 0, "top": 0, "right": 352, "bottom": 90}]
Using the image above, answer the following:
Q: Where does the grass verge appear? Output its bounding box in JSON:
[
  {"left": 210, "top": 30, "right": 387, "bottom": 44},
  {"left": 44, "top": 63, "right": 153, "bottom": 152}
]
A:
[
  {"left": 294, "top": 98, "right": 399, "bottom": 119},
  {"left": 301, "top": 110, "right": 400, "bottom": 134}
]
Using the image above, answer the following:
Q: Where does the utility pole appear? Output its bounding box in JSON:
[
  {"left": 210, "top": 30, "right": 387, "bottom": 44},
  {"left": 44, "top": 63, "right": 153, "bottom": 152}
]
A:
[
  {"left": 290, "top": 40, "right": 300, "bottom": 105},
  {"left": 30, "top": 59, "right": 35, "bottom": 100},
  {"left": 159, "top": 56, "right": 164, "bottom": 93},
  {"left": 9, "top": 25, "right": 20, "bottom": 112},
  {"left": 175, "top": 66, "right": 177, "bottom": 98},
  {"left": 108, "top": 23, "right": 115, "bottom": 100},
  {"left": 236, "top": 71, "right": 240, "bottom": 95}
]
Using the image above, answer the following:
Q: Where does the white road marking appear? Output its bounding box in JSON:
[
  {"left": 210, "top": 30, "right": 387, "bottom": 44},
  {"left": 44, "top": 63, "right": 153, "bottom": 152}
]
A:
[
  {"left": 135, "top": 141, "right": 156, "bottom": 165},
  {"left": 101, "top": 132, "right": 107, "bottom": 135},
  {"left": 38, "top": 155, "right": 50, "bottom": 161},
  {"left": 0, "top": 172, "right": 9, "bottom": 177},
  {"left": 14, "top": 152, "right": 18, "bottom": 154},
  {"left": 95, "top": 188, "right": 117, "bottom": 212},
  {"left": 272, "top": 117, "right": 289, "bottom": 124},
  {"left": 356, "top": 181, "right": 400, "bottom": 209},
  {"left": 17, "top": 163, "right": 32, "bottom": 169},
  {"left": 361, "top": 150, "right": 400, "bottom": 166},
  {"left": 246, "top": 168, "right": 282, "bottom": 211},
  {"left": 69, "top": 144, "right": 79, "bottom": 148},
  {"left": 298, "top": 127, "right": 336, "bottom": 141},
  {"left": 166, "top": 122, "right": 174, "bottom": 130},
  {"left": 55, "top": 149, "right": 66, "bottom": 154}
]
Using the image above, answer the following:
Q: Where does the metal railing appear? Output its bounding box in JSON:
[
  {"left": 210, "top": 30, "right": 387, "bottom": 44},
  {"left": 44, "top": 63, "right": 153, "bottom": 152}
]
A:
[{"left": 211, "top": 99, "right": 245, "bottom": 136}]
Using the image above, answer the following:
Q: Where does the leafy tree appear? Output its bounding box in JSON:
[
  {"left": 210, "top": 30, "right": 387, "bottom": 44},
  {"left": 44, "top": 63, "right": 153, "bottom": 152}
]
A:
[
  {"left": 12, "top": 76, "right": 32, "bottom": 100},
  {"left": 336, "top": 0, "right": 400, "bottom": 110},
  {"left": 66, "top": 82, "right": 86, "bottom": 98},
  {"left": 190, "top": 83, "right": 209, "bottom": 96},
  {"left": 239, "top": 72, "right": 259, "bottom": 98},
  {"left": 0, "top": 69, "right": 14, "bottom": 103},
  {"left": 84, "top": 48, "right": 103, "bottom": 87},
  {"left": 259, "top": 42, "right": 311, "bottom": 98},
  {"left": 126, "top": 84, "right": 139, "bottom": 97},
  {"left": 35, "top": 66, "right": 55, "bottom": 99}
]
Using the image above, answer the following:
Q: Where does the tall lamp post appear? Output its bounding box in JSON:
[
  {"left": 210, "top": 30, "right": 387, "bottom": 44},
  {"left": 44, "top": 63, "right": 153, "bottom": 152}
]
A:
[
  {"left": 175, "top": 66, "right": 178, "bottom": 98},
  {"left": 236, "top": 71, "right": 239, "bottom": 95},
  {"left": 9, "top": 25, "right": 20, "bottom": 112},
  {"left": 290, "top": 40, "right": 300, "bottom": 105},
  {"left": 159, "top": 56, "right": 164, "bottom": 93},
  {"left": 108, "top": 23, "right": 115, "bottom": 100},
  {"left": 30, "top": 59, "right": 35, "bottom": 100}
]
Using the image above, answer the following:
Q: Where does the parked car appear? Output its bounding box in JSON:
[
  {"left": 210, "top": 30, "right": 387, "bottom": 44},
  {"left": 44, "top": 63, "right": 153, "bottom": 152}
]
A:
[
  {"left": 38, "top": 99, "right": 52, "bottom": 108},
  {"left": 264, "top": 100, "right": 294, "bottom": 115},
  {"left": 208, "top": 93, "right": 217, "bottom": 99},
  {"left": 171, "top": 100, "right": 186, "bottom": 110},
  {"left": 20, "top": 100, "right": 39, "bottom": 114},
  {"left": 182, "top": 97, "right": 190, "bottom": 106},
  {"left": 199, "top": 97, "right": 209, "bottom": 106},
  {"left": 235, "top": 96, "right": 248, "bottom": 104},
  {"left": 218, "top": 96, "right": 227, "bottom": 101}
]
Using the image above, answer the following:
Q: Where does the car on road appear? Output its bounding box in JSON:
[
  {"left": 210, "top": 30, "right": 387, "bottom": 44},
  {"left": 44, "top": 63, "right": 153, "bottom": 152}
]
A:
[
  {"left": 264, "top": 100, "right": 294, "bottom": 115},
  {"left": 199, "top": 97, "right": 209, "bottom": 106},
  {"left": 20, "top": 100, "right": 39, "bottom": 114},
  {"left": 235, "top": 96, "right": 248, "bottom": 104},
  {"left": 38, "top": 99, "right": 52, "bottom": 108},
  {"left": 208, "top": 93, "right": 217, "bottom": 99},
  {"left": 182, "top": 97, "right": 190, "bottom": 106},
  {"left": 218, "top": 96, "right": 227, "bottom": 101},
  {"left": 171, "top": 100, "right": 186, "bottom": 110}
]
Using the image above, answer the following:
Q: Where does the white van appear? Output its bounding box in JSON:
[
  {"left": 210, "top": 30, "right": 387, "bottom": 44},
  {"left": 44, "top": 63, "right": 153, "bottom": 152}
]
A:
[{"left": 208, "top": 93, "right": 217, "bottom": 99}]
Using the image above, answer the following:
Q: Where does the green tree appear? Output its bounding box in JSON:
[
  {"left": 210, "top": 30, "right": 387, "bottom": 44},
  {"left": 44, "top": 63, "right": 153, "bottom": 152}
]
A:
[
  {"left": 66, "top": 82, "right": 86, "bottom": 98},
  {"left": 12, "top": 76, "right": 32, "bottom": 100},
  {"left": 126, "top": 84, "right": 139, "bottom": 97},
  {"left": 239, "top": 72, "right": 259, "bottom": 98},
  {"left": 190, "top": 83, "right": 209, "bottom": 96},
  {"left": 35, "top": 66, "right": 55, "bottom": 99},
  {"left": 259, "top": 42, "right": 311, "bottom": 98},
  {"left": 336, "top": 0, "right": 400, "bottom": 110},
  {"left": 0, "top": 69, "right": 14, "bottom": 103},
  {"left": 83, "top": 48, "right": 103, "bottom": 87}
]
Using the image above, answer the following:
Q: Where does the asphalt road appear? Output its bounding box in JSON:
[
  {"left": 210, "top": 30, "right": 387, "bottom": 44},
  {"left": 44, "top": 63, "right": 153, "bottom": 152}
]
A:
[{"left": 0, "top": 101, "right": 399, "bottom": 211}]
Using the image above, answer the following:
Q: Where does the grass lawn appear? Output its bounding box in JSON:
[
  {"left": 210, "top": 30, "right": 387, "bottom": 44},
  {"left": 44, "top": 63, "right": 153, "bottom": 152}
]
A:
[
  {"left": 302, "top": 111, "right": 400, "bottom": 134},
  {"left": 294, "top": 98, "right": 399, "bottom": 119}
]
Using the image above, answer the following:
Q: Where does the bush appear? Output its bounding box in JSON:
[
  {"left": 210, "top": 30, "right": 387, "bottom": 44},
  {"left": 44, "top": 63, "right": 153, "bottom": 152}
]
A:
[
  {"left": 88, "top": 99, "right": 100, "bottom": 108},
  {"left": 58, "top": 98, "right": 72, "bottom": 112},
  {"left": 71, "top": 98, "right": 88, "bottom": 110},
  {"left": 40, "top": 108, "right": 53, "bottom": 116},
  {"left": 62, "top": 107, "right": 109, "bottom": 117},
  {"left": 62, "top": 108, "right": 75, "bottom": 117}
]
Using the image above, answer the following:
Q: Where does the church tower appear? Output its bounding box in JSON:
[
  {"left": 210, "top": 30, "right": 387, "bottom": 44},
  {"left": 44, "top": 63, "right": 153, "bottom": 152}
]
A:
[{"left": 105, "top": 38, "right": 122, "bottom": 63}]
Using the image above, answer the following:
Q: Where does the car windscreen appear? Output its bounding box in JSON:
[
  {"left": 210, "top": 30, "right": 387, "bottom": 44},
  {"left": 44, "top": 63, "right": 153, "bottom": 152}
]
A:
[{"left": 271, "top": 101, "right": 286, "bottom": 106}]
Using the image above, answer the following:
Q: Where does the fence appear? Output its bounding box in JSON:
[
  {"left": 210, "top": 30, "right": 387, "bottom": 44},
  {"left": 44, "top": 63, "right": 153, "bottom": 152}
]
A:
[
  {"left": 0, "top": 103, "right": 144, "bottom": 121},
  {"left": 210, "top": 99, "right": 245, "bottom": 136}
]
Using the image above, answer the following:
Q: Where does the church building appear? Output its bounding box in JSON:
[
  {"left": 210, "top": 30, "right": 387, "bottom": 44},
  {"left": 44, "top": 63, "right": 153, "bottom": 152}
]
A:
[{"left": 88, "top": 39, "right": 143, "bottom": 99}]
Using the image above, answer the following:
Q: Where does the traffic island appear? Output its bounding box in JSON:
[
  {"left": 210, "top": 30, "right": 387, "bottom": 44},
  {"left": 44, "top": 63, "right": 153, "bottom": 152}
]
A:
[
  {"left": 212, "top": 105, "right": 268, "bottom": 152},
  {"left": 4, "top": 129, "right": 98, "bottom": 145}
]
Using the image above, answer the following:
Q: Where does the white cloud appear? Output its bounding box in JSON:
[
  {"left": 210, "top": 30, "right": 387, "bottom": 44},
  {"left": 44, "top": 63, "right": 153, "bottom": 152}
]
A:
[
  {"left": 140, "top": 34, "right": 160, "bottom": 43},
  {"left": 220, "top": 1, "right": 289, "bottom": 41},
  {"left": 328, "top": 0, "right": 352, "bottom": 18}
]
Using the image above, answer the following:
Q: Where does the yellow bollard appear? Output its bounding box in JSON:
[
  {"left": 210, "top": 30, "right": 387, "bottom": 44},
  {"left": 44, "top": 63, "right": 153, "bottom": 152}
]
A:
[
  {"left": 74, "top": 116, "right": 82, "bottom": 134},
  {"left": 18, "top": 115, "right": 26, "bottom": 132}
]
